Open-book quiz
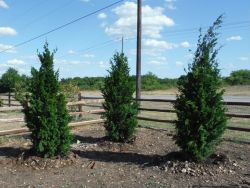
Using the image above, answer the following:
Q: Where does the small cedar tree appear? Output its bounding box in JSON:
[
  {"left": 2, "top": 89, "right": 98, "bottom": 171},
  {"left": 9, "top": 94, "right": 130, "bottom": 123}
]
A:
[
  {"left": 101, "top": 52, "right": 138, "bottom": 142},
  {"left": 174, "top": 15, "right": 227, "bottom": 161},
  {"left": 24, "top": 42, "right": 72, "bottom": 157}
]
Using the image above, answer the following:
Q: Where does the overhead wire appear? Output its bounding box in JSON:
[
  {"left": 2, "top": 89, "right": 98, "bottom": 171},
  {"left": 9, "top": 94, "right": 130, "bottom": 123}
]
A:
[
  {"left": 55, "top": 21, "right": 250, "bottom": 59},
  {"left": 20, "top": 0, "right": 76, "bottom": 30},
  {"left": 1, "top": 0, "right": 46, "bottom": 26},
  {"left": 1, "top": 2, "right": 249, "bottom": 56},
  {"left": 0, "top": 0, "right": 125, "bottom": 54}
]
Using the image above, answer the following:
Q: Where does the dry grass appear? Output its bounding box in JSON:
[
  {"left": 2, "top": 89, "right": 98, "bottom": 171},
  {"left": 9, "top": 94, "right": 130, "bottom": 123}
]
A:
[
  {"left": 223, "top": 85, "right": 250, "bottom": 96},
  {"left": 81, "top": 85, "right": 250, "bottom": 97}
]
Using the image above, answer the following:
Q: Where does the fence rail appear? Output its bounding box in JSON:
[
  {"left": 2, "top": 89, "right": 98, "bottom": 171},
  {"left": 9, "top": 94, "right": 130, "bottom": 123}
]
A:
[
  {"left": 1, "top": 94, "right": 250, "bottom": 136},
  {"left": 81, "top": 96, "right": 250, "bottom": 133},
  {"left": 0, "top": 92, "right": 19, "bottom": 107},
  {"left": 0, "top": 119, "right": 105, "bottom": 136}
]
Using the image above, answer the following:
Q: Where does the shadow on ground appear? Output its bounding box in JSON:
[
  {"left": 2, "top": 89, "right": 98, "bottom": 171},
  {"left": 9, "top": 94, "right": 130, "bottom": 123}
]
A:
[
  {"left": 74, "top": 134, "right": 104, "bottom": 144},
  {"left": 72, "top": 134, "right": 187, "bottom": 167},
  {"left": 0, "top": 147, "right": 27, "bottom": 157}
]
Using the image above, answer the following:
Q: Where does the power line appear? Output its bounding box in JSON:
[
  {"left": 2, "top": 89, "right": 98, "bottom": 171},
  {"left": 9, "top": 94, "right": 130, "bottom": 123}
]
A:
[
  {"left": 0, "top": 0, "right": 125, "bottom": 54},
  {"left": 57, "top": 38, "right": 121, "bottom": 59},
  {"left": 56, "top": 36, "right": 135, "bottom": 59},
  {"left": 161, "top": 20, "right": 250, "bottom": 36},
  {"left": 2, "top": 0, "right": 46, "bottom": 26},
  {"left": 21, "top": 0, "right": 75, "bottom": 31},
  {"left": 55, "top": 22, "right": 250, "bottom": 59}
]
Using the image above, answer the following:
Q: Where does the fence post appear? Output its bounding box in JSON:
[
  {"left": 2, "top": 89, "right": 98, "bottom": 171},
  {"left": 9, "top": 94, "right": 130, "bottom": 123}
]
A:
[
  {"left": 78, "top": 92, "right": 82, "bottom": 113},
  {"left": 8, "top": 92, "right": 11, "bottom": 107}
]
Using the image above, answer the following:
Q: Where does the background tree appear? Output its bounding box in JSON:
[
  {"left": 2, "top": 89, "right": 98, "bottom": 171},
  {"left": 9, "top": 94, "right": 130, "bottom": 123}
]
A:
[
  {"left": 60, "top": 80, "right": 80, "bottom": 102},
  {"left": 142, "top": 72, "right": 162, "bottom": 90},
  {"left": 0, "top": 68, "right": 22, "bottom": 93},
  {"left": 101, "top": 52, "right": 138, "bottom": 142},
  {"left": 24, "top": 42, "right": 72, "bottom": 157},
  {"left": 174, "top": 15, "right": 227, "bottom": 161},
  {"left": 225, "top": 69, "right": 250, "bottom": 85}
]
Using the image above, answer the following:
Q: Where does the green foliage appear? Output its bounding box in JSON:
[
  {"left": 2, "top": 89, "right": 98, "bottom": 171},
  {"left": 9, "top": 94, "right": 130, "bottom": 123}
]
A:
[
  {"left": 60, "top": 81, "right": 80, "bottom": 102},
  {"left": 14, "top": 75, "right": 30, "bottom": 105},
  {"left": 225, "top": 69, "right": 250, "bottom": 85},
  {"left": 24, "top": 42, "right": 72, "bottom": 158},
  {"left": 141, "top": 72, "right": 162, "bottom": 90},
  {"left": 101, "top": 52, "right": 138, "bottom": 142},
  {"left": 0, "top": 68, "right": 29, "bottom": 105},
  {"left": 61, "top": 77, "right": 104, "bottom": 90},
  {"left": 61, "top": 74, "right": 177, "bottom": 91},
  {"left": 0, "top": 68, "right": 22, "bottom": 93},
  {"left": 174, "top": 15, "right": 227, "bottom": 161}
]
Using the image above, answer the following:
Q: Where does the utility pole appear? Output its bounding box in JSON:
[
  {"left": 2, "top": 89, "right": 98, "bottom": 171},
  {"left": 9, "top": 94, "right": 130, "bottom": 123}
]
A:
[{"left": 136, "top": 0, "right": 142, "bottom": 102}]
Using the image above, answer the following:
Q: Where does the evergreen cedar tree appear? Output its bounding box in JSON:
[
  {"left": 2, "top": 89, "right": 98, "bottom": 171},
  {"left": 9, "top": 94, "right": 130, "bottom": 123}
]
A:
[
  {"left": 23, "top": 43, "right": 72, "bottom": 158},
  {"left": 174, "top": 15, "right": 227, "bottom": 161},
  {"left": 101, "top": 52, "right": 138, "bottom": 142}
]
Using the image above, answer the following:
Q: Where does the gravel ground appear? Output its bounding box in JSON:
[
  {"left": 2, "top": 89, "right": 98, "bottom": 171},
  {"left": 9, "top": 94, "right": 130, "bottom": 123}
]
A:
[{"left": 0, "top": 125, "right": 249, "bottom": 188}]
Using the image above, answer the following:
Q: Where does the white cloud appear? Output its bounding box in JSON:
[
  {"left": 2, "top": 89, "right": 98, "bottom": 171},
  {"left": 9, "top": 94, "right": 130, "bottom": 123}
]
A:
[
  {"left": 166, "top": 4, "right": 176, "bottom": 10},
  {"left": 99, "top": 61, "right": 108, "bottom": 68},
  {"left": 144, "top": 39, "right": 175, "bottom": 50},
  {"left": 0, "top": 44, "right": 16, "bottom": 53},
  {"left": 165, "top": 0, "right": 176, "bottom": 10},
  {"left": 20, "top": 55, "right": 39, "bottom": 62},
  {"left": 0, "top": 63, "right": 8, "bottom": 68},
  {"left": 100, "top": 22, "right": 108, "bottom": 28},
  {"left": 0, "top": 59, "right": 28, "bottom": 75},
  {"left": 0, "top": 0, "right": 8, "bottom": 9},
  {"left": 156, "top": 56, "right": 167, "bottom": 61},
  {"left": 83, "top": 53, "right": 95, "bottom": 58},
  {"left": 226, "top": 36, "right": 242, "bottom": 41},
  {"left": 0, "top": 27, "right": 17, "bottom": 36},
  {"left": 68, "top": 50, "right": 77, "bottom": 54},
  {"left": 55, "top": 59, "right": 81, "bottom": 65},
  {"left": 229, "top": 63, "right": 236, "bottom": 69},
  {"left": 176, "top": 61, "right": 184, "bottom": 67},
  {"left": 7, "top": 59, "right": 25, "bottom": 65},
  {"left": 98, "top": 13, "right": 107, "bottom": 19},
  {"left": 185, "top": 53, "right": 194, "bottom": 60},
  {"left": 180, "top": 41, "right": 190, "bottom": 48},
  {"left": 239, "top": 57, "right": 249, "bottom": 61},
  {"left": 142, "top": 39, "right": 191, "bottom": 57},
  {"left": 147, "top": 60, "right": 167, "bottom": 65},
  {"left": 80, "top": 0, "right": 90, "bottom": 2},
  {"left": 105, "top": 2, "right": 174, "bottom": 39}
]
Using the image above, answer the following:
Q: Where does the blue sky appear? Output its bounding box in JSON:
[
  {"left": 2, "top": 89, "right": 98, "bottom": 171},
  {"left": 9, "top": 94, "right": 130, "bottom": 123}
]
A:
[{"left": 0, "top": 0, "right": 249, "bottom": 78}]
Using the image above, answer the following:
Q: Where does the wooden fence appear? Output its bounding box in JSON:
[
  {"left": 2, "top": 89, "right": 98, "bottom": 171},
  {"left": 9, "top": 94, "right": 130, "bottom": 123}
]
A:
[
  {"left": 0, "top": 92, "right": 20, "bottom": 107},
  {"left": 0, "top": 93, "right": 250, "bottom": 136},
  {"left": 80, "top": 96, "right": 250, "bottom": 132}
]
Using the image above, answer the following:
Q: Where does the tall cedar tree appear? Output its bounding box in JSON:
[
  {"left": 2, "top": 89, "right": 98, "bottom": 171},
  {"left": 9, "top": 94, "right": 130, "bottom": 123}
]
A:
[
  {"left": 24, "top": 43, "right": 72, "bottom": 158},
  {"left": 174, "top": 15, "right": 227, "bottom": 161},
  {"left": 101, "top": 52, "right": 138, "bottom": 142}
]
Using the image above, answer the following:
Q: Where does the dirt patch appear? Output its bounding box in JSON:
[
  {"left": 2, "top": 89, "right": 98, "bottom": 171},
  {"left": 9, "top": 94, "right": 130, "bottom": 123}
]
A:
[{"left": 0, "top": 125, "right": 249, "bottom": 188}]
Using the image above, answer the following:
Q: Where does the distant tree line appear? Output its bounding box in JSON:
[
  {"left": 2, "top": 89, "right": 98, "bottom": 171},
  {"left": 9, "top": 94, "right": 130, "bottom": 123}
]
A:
[
  {"left": 0, "top": 68, "right": 250, "bottom": 94},
  {"left": 61, "top": 72, "right": 179, "bottom": 91},
  {"left": 223, "top": 69, "right": 250, "bottom": 85},
  {"left": 59, "top": 69, "right": 250, "bottom": 91}
]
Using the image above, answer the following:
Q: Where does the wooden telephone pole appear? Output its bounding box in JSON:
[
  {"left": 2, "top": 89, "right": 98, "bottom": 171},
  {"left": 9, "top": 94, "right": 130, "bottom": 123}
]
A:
[{"left": 136, "top": 0, "right": 142, "bottom": 102}]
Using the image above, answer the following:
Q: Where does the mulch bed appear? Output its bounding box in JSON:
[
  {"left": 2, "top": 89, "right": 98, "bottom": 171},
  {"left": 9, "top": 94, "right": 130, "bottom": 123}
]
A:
[{"left": 0, "top": 125, "right": 249, "bottom": 187}]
